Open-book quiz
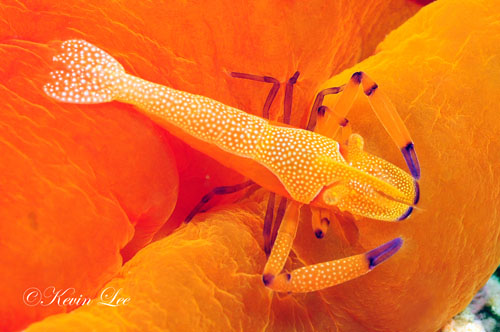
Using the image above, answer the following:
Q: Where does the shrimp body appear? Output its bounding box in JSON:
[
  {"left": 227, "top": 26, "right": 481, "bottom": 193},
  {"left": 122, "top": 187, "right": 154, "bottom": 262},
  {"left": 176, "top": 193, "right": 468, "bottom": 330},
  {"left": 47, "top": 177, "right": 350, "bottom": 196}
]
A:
[
  {"left": 120, "top": 72, "right": 348, "bottom": 203},
  {"left": 44, "top": 40, "right": 417, "bottom": 222}
]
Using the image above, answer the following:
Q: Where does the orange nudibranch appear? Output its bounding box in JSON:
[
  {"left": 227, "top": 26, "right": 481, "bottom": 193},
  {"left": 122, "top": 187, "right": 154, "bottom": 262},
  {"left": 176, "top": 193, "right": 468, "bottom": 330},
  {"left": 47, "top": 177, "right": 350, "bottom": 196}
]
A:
[{"left": 44, "top": 40, "right": 418, "bottom": 221}]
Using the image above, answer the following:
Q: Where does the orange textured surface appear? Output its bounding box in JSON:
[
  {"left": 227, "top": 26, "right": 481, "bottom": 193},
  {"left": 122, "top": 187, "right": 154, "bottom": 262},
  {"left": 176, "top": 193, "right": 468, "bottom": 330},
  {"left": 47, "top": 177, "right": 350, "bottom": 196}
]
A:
[
  {"left": 0, "top": 42, "right": 179, "bottom": 332},
  {"left": 305, "top": 0, "right": 500, "bottom": 330},
  {"left": 20, "top": 0, "right": 500, "bottom": 331},
  {"left": 1, "top": 0, "right": 450, "bottom": 331}
]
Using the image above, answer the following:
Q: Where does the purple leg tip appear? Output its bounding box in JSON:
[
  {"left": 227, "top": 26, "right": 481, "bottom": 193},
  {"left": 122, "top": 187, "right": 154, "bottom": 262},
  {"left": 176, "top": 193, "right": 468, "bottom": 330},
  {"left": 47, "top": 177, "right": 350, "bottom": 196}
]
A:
[
  {"left": 366, "top": 237, "right": 403, "bottom": 269},
  {"left": 262, "top": 274, "right": 274, "bottom": 286},
  {"left": 398, "top": 206, "right": 414, "bottom": 221},
  {"left": 401, "top": 143, "right": 421, "bottom": 180},
  {"left": 414, "top": 181, "right": 420, "bottom": 205},
  {"left": 289, "top": 71, "right": 300, "bottom": 84},
  {"left": 314, "top": 229, "right": 324, "bottom": 239}
]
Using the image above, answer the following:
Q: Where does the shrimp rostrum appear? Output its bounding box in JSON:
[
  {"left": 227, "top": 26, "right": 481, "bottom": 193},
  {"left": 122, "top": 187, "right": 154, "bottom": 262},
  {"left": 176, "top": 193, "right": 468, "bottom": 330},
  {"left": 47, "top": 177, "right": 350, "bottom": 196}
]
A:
[{"left": 44, "top": 40, "right": 420, "bottom": 293}]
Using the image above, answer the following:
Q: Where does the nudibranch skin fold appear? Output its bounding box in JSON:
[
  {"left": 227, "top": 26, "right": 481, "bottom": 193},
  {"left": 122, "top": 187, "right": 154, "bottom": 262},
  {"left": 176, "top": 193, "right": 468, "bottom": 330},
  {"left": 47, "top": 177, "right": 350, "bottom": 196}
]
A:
[{"left": 44, "top": 39, "right": 417, "bottom": 222}]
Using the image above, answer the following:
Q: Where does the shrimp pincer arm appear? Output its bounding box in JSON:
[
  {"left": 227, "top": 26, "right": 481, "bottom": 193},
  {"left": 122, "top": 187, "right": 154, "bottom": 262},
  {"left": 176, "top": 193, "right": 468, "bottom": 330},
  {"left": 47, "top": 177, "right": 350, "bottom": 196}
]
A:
[
  {"left": 313, "top": 72, "right": 421, "bottom": 180},
  {"left": 269, "top": 238, "right": 403, "bottom": 293},
  {"left": 263, "top": 201, "right": 403, "bottom": 293}
]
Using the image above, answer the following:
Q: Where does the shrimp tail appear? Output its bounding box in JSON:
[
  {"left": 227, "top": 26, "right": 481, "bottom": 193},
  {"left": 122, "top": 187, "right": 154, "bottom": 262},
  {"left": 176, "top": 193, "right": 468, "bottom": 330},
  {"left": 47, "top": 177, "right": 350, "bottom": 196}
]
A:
[{"left": 44, "top": 39, "right": 126, "bottom": 104}]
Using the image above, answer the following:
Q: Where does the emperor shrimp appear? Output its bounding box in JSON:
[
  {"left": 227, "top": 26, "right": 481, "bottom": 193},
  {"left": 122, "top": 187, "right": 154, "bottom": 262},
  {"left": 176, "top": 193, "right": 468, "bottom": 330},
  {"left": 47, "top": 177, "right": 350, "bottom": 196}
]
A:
[{"left": 44, "top": 39, "right": 420, "bottom": 293}]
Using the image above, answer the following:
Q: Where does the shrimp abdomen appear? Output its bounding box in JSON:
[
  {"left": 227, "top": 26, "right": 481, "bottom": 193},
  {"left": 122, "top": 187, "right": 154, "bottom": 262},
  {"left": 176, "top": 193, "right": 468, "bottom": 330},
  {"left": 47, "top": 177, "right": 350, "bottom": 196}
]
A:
[{"left": 44, "top": 39, "right": 290, "bottom": 198}]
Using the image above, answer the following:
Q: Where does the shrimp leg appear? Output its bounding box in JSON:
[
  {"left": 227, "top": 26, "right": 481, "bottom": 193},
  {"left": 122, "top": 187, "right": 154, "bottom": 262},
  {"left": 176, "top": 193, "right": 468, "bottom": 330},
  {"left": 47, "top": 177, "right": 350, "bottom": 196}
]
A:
[
  {"left": 262, "top": 201, "right": 300, "bottom": 285},
  {"left": 263, "top": 192, "right": 289, "bottom": 257},
  {"left": 263, "top": 201, "right": 403, "bottom": 292},
  {"left": 309, "top": 104, "right": 353, "bottom": 146},
  {"left": 184, "top": 180, "right": 255, "bottom": 222},
  {"left": 306, "top": 86, "right": 346, "bottom": 133},
  {"left": 267, "top": 195, "right": 287, "bottom": 256},
  {"left": 310, "top": 73, "right": 420, "bottom": 180},
  {"left": 230, "top": 72, "right": 280, "bottom": 120},
  {"left": 311, "top": 207, "right": 330, "bottom": 239}
]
